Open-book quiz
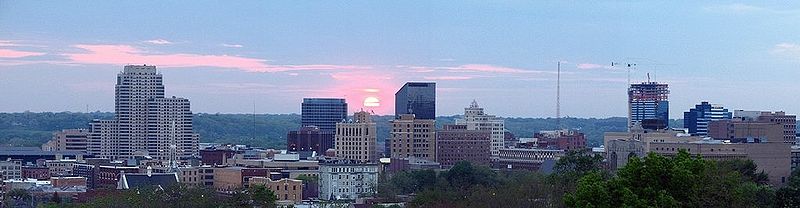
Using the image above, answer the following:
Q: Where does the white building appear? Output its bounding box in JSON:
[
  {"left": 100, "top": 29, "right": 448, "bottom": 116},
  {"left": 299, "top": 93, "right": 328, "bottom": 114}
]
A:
[
  {"left": 87, "top": 65, "right": 199, "bottom": 162},
  {"left": 456, "top": 100, "right": 505, "bottom": 158},
  {"left": 318, "top": 160, "right": 379, "bottom": 201},
  {"left": 335, "top": 110, "right": 377, "bottom": 163},
  {"left": 0, "top": 159, "right": 22, "bottom": 180}
]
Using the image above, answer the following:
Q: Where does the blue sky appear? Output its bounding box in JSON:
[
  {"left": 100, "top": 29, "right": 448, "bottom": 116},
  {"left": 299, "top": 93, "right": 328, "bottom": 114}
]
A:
[{"left": 1, "top": 1, "right": 800, "bottom": 118}]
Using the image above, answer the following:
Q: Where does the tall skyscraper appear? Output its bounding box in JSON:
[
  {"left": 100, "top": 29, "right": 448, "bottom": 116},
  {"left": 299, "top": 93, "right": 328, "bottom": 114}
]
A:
[
  {"left": 335, "top": 110, "right": 377, "bottom": 162},
  {"left": 395, "top": 82, "right": 436, "bottom": 119},
  {"left": 455, "top": 100, "right": 505, "bottom": 158},
  {"left": 683, "top": 101, "right": 732, "bottom": 136},
  {"left": 301, "top": 98, "right": 348, "bottom": 133},
  {"left": 88, "top": 65, "right": 198, "bottom": 162},
  {"left": 628, "top": 82, "right": 669, "bottom": 130},
  {"left": 390, "top": 114, "right": 437, "bottom": 161}
]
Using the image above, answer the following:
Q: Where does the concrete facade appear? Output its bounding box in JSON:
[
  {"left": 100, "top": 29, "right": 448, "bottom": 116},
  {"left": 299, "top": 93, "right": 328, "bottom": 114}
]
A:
[
  {"left": 335, "top": 110, "right": 377, "bottom": 163},
  {"left": 87, "top": 65, "right": 199, "bottom": 162},
  {"left": 390, "top": 114, "right": 436, "bottom": 161},
  {"left": 318, "top": 161, "right": 379, "bottom": 201},
  {"left": 455, "top": 100, "right": 505, "bottom": 158}
]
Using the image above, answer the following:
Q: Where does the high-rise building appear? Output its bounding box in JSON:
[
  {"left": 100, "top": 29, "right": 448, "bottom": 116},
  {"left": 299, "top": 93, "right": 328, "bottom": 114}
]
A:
[
  {"left": 390, "top": 114, "right": 436, "bottom": 161},
  {"left": 335, "top": 110, "right": 377, "bottom": 162},
  {"left": 42, "top": 129, "right": 89, "bottom": 152},
  {"left": 455, "top": 100, "right": 505, "bottom": 158},
  {"left": 301, "top": 98, "right": 347, "bottom": 133},
  {"left": 287, "top": 126, "right": 334, "bottom": 154},
  {"left": 436, "top": 125, "right": 491, "bottom": 168},
  {"left": 628, "top": 82, "right": 669, "bottom": 130},
  {"left": 395, "top": 82, "right": 436, "bottom": 119},
  {"left": 87, "top": 65, "right": 199, "bottom": 162},
  {"left": 683, "top": 102, "right": 732, "bottom": 136}
]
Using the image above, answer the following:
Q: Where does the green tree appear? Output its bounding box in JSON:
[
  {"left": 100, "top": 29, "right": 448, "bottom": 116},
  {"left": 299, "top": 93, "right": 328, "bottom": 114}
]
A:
[
  {"left": 250, "top": 185, "right": 278, "bottom": 207},
  {"left": 776, "top": 169, "right": 800, "bottom": 207}
]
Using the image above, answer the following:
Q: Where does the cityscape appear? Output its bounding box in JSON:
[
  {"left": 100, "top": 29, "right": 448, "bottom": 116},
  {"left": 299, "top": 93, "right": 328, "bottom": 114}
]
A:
[{"left": 2, "top": 1, "right": 800, "bottom": 208}]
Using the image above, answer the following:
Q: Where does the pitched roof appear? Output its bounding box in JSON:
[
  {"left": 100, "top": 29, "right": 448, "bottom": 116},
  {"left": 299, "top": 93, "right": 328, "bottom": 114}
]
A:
[{"left": 118, "top": 172, "right": 178, "bottom": 190}]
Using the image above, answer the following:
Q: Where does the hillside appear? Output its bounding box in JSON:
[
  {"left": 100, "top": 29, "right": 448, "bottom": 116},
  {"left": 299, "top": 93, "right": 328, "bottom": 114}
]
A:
[{"left": 0, "top": 112, "right": 642, "bottom": 149}]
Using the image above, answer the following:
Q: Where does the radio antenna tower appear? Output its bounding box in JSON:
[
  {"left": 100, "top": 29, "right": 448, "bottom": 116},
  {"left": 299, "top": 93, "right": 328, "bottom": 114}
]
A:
[{"left": 556, "top": 61, "right": 561, "bottom": 129}]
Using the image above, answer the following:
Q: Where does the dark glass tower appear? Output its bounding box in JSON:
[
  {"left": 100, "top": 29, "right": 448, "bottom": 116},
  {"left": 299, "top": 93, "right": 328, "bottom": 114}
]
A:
[
  {"left": 301, "top": 98, "right": 348, "bottom": 133},
  {"left": 394, "top": 82, "right": 436, "bottom": 119}
]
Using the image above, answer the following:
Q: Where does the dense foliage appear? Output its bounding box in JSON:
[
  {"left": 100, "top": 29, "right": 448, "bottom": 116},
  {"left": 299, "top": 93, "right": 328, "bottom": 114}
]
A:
[
  {"left": 565, "top": 151, "right": 777, "bottom": 208},
  {"left": 0, "top": 112, "right": 632, "bottom": 149},
  {"left": 377, "top": 161, "right": 583, "bottom": 207},
  {"left": 376, "top": 150, "right": 800, "bottom": 208},
  {"left": 31, "top": 184, "right": 277, "bottom": 208}
]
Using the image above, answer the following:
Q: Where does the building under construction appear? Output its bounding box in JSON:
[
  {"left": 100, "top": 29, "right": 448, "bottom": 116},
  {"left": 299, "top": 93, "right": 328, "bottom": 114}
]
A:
[{"left": 628, "top": 82, "right": 670, "bottom": 130}]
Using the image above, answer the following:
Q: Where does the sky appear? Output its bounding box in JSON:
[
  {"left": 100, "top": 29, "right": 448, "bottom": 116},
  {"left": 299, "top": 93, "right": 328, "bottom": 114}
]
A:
[{"left": 2, "top": 1, "right": 800, "bottom": 118}]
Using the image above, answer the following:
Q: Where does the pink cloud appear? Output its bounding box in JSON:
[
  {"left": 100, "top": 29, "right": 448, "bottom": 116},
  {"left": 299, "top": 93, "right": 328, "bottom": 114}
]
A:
[
  {"left": 424, "top": 76, "right": 474, "bottom": 80},
  {"left": 63, "top": 44, "right": 370, "bottom": 72},
  {"left": 0, "top": 48, "right": 45, "bottom": 58},
  {"left": 576, "top": 63, "right": 612, "bottom": 70}
]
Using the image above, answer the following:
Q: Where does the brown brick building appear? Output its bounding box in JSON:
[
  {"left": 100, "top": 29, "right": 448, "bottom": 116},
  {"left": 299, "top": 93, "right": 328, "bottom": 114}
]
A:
[
  {"left": 249, "top": 177, "right": 303, "bottom": 203},
  {"left": 435, "top": 125, "right": 491, "bottom": 168},
  {"left": 390, "top": 114, "right": 436, "bottom": 161},
  {"left": 708, "top": 119, "right": 784, "bottom": 143},
  {"left": 536, "top": 130, "right": 587, "bottom": 151}
]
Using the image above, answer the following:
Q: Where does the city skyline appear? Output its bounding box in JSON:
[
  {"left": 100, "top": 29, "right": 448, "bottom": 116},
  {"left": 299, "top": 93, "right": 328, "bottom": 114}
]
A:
[{"left": 3, "top": 1, "right": 800, "bottom": 118}]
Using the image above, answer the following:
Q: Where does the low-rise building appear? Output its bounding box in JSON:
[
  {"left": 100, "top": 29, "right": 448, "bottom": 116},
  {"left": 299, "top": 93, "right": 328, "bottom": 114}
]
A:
[
  {"left": 22, "top": 166, "right": 50, "bottom": 180},
  {"left": 42, "top": 129, "right": 89, "bottom": 152},
  {"left": 0, "top": 159, "right": 22, "bottom": 180},
  {"left": 604, "top": 127, "right": 703, "bottom": 170},
  {"left": 536, "top": 129, "right": 587, "bottom": 151},
  {"left": 249, "top": 177, "right": 304, "bottom": 203},
  {"left": 51, "top": 176, "right": 87, "bottom": 188},
  {"left": 213, "top": 167, "right": 272, "bottom": 192},
  {"left": 118, "top": 169, "right": 179, "bottom": 190},
  {"left": 436, "top": 124, "right": 491, "bottom": 168},
  {"left": 650, "top": 140, "right": 791, "bottom": 186},
  {"left": 44, "top": 159, "right": 78, "bottom": 177},
  {"left": 318, "top": 160, "right": 379, "bottom": 201},
  {"left": 494, "top": 148, "right": 565, "bottom": 171}
]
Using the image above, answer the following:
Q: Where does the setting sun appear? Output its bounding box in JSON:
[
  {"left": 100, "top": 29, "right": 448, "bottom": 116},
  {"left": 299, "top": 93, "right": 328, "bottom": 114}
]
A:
[{"left": 363, "top": 97, "right": 380, "bottom": 107}]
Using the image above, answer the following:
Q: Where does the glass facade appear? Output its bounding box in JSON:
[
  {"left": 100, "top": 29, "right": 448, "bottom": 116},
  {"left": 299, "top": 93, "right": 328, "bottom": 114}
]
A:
[
  {"left": 301, "top": 98, "right": 348, "bottom": 133},
  {"left": 684, "top": 101, "right": 733, "bottom": 136},
  {"left": 394, "top": 82, "right": 436, "bottom": 119}
]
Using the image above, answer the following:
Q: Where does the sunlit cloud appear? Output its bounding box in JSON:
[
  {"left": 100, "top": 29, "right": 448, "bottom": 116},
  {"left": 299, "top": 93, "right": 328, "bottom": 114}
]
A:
[
  {"left": 143, "top": 39, "right": 174, "bottom": 45},
  {"left": 63, "top": 44, "right": 371, "bottom": 72},
  {"left": 0, "top": 49, "right": 46, "bottom": 58},
  {"left": 221, "top": 43, "right": 244, "bottom": 48}
]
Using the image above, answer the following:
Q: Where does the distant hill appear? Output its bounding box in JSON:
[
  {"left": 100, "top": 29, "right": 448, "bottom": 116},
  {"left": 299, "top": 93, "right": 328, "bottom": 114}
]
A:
[{"left": 0, "top": 112, "right": 669, "bottom": 149}]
